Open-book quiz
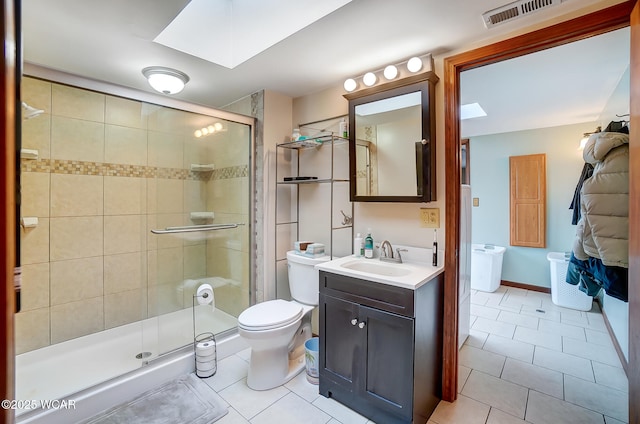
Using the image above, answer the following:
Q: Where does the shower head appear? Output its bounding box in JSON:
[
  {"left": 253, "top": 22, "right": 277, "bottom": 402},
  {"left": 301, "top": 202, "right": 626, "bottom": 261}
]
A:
[{"left": 22, "top": 102, "right": 44, "bottom": 120}]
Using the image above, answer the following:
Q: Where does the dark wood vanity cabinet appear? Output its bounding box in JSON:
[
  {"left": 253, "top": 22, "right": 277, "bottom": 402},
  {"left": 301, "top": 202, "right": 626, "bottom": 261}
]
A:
[{"left": 319, "top": 270, "right": 444, "bottom": 424}]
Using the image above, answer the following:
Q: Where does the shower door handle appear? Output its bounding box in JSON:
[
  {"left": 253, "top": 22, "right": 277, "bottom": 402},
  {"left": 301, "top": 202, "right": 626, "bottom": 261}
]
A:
[{"left": 150, "top": 223, "right": 244, "bottom": 234}]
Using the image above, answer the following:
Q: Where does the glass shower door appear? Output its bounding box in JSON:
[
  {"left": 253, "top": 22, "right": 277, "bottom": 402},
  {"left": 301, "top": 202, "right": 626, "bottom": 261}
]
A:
[{"left": 146, "top": 106, "right": 252, "bottom": 358}]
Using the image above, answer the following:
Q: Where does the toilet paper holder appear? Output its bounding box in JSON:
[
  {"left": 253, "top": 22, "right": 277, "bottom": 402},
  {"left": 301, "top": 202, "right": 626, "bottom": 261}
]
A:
[
  {"left": 194, "top": 332, "right": 217, "bottom": 379},
  {"left": 192, "top": 288, "right": 217, "bottom": 378}
]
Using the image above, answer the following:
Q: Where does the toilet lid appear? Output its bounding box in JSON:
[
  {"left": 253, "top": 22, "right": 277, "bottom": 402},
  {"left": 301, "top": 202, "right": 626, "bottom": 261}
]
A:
[{"left": 238, "top": 299, "right": 303, "bottom": 331}]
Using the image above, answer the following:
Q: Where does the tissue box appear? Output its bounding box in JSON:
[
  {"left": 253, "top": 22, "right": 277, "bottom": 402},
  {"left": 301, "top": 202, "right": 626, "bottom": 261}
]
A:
[
  {"left": 295, "top": 241, "right": 314, "bottom": 252},
  {"left": 305, "top": 243, "right": 325, "bottom": 255}
]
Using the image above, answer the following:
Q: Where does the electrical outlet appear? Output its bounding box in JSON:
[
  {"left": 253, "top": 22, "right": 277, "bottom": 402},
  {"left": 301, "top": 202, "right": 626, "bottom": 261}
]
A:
[{"left": 420, "top": 208, "right": 440, "bottom": 228}]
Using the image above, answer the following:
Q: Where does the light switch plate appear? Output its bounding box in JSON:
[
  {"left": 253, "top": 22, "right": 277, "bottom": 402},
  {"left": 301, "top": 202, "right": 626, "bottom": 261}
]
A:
[
  {"left": 420, "top": 208, "right": 440, "bottom": 228},
  {"left": 473, "top": 198, "right": 479, "bottom": 207}
]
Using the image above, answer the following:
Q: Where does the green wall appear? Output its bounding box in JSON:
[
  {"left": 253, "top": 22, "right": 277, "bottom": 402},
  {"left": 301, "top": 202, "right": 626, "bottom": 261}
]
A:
[{"left": 469, "top": 122, "right": 597, "bottom": 288}]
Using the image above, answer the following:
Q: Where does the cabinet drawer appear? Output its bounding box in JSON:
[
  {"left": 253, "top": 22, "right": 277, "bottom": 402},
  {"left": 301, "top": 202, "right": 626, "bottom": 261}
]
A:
[{"left": 319, "top": 271, "right": 414, "bottom": 317}]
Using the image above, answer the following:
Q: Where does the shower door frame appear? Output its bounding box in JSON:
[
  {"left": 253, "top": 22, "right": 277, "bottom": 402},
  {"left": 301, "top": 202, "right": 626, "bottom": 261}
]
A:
[{"left": 21, "top": 62, "right": 257, "bottom": 355}]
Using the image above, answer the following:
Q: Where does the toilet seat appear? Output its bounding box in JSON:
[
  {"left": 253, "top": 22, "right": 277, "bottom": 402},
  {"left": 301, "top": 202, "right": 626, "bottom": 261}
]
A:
[{"left": 238, "top": 299, "right": 303, "bottom": 331}]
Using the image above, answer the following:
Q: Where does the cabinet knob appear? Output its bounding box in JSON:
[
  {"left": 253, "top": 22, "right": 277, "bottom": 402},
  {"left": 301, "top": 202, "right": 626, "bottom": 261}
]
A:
[
  {"left": 358, "top": 322, "right": 366, "bottom": 329},
  {"left": 350, "top": 318, "right": 358, "bottom": 326}
]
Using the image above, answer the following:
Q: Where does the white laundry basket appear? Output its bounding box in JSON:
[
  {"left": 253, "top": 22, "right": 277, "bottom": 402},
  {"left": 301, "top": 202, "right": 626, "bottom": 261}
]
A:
[
  {"left": 547, "top": 252, "right": 593, "bottom": 311},
  {"left": 470, "top": 244, "right": 506, "bottom": 292}
]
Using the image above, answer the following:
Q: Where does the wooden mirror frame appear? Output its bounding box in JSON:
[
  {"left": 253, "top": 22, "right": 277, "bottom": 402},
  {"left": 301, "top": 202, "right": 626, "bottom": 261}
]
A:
[
  {"left": 441, "top": 0, "right": 637, "bottom": 406},
  {"left": 345, "top": 72, "right": 439, "bottom": 202}
]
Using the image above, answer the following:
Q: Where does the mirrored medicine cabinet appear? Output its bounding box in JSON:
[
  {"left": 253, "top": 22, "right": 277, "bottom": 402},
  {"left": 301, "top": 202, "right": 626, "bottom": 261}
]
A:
[{"left": 345, "top": 72, "right": 439, "bottom": 202}]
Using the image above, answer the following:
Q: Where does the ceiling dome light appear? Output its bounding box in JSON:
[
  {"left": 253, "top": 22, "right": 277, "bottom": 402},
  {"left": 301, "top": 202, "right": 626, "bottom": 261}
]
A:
[
  {"left": 383, "top": 65, "right": 398, "bottom": 80},
  {"left": 363, "top": 72, "right": 377, "bottom": 87},
  {"left": 344, "top": 78, "right": 357, "bottom": 92},
  {"left": 142, "top": 66, "right": 190, "bottom": 95},
  {"left": 407, "top": 57, "right": 423, "bottom": 73}
]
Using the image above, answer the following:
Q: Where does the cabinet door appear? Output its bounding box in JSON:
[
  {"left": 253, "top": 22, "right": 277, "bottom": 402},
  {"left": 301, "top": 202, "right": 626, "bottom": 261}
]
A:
[
  {"left": 362, "top": 305, "right": 415, "bottom": 422},
  {"left": 320, "top": 294, "right": 363, "bottom": 390}
]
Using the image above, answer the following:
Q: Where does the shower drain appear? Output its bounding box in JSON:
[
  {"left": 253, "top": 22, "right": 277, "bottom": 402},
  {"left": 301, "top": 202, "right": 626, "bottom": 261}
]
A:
[{"left": 135, "top": 352, "right": 152, "bottom": 360}]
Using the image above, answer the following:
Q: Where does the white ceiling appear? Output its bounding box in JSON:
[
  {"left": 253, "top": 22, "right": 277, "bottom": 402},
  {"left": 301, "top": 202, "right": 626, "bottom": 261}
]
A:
[
  {"left": 460, "top": 27, "right": 630, "bottom": 137},
  {"left": 22, "top": 0, "right": 629, "bottom": 118}
]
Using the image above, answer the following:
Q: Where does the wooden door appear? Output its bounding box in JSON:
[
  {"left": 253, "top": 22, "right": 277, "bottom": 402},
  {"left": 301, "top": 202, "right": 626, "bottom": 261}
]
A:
[
  {"left": 509, "top": 154, "right": 546, "bottom": 248},
  {"left": 1, "top": 1, "right": 17, "bottom": 423},
  {"left": 628, "top": 2, "right": 639, "bottom": 422}
]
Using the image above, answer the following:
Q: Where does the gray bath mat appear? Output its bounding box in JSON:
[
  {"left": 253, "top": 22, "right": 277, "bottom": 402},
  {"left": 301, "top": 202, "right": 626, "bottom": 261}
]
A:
[{"left": 82, "top": 373, "right": 228, "bottom": 424}]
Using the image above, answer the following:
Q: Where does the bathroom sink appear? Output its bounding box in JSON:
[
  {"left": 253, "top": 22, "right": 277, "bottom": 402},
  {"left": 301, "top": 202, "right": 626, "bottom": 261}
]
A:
[
  {"left": 340, "top": 260, "right": 412, "bottom": 277},
  {"left": 315, "top": 249, "right": 444, "bottom": 290}
]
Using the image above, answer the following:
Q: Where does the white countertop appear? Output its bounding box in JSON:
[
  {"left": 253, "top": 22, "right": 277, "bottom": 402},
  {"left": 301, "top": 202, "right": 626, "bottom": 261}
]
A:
[{"left": 315, "top": 249, "right": 444, "bottom": 290}]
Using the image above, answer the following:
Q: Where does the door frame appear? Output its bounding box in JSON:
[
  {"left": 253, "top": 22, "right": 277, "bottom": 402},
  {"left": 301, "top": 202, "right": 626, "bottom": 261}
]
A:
[
  {"left": 1, "top": 0, "right": 17, "bottom": 423},
  {"left": 442, "top": 1, "right": 638, "bottom": 414}
]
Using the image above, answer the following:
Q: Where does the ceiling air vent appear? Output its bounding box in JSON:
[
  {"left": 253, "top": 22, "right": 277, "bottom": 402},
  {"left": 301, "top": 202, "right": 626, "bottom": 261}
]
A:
[{"left": 483, "top": 0, "right": 567, "bottom": 28}]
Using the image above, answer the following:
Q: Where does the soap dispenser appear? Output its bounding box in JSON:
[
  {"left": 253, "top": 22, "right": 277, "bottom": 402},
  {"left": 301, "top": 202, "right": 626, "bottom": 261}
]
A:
[{"left": 364, "top": 229, "right": 374, "bottom": 259}]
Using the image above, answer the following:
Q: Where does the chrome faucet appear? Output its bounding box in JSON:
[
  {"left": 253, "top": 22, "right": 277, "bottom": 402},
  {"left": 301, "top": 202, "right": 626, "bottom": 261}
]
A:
[
  {"left": 380, "top": 240, "right": 394, "bottom": 259},
  {"left": 379, "top": 240, "right": 407, "bottom": 263}
]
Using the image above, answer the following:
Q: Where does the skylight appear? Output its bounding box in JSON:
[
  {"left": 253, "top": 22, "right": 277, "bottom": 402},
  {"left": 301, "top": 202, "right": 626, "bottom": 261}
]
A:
[
  {"left": 154, "top": 0, "right": 353, "bottom": 69},
  {"left": 460, "top": 102, "right": 487, "bottom": 120}
]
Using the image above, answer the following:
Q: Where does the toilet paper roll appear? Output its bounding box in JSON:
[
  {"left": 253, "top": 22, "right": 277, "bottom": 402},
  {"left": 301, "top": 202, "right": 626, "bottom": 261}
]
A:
[
  {"left": 196, "top": 354, "right": 216, "bottom": 364},
  {"left": 196, "top": 361, "right": 217, "bottom": 373},
  {"left": 196, "top": 284, "right": 215, "bottom": 311},
  {"left": 196, "top": 367, "right": 216, "bottom": 378},
  {"left": 196, "top": 341, "right": 216, "bottom": 357}
]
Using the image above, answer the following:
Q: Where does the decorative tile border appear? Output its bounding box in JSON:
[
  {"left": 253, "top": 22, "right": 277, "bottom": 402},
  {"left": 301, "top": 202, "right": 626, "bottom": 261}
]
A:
[{"left": 21, "top": 158, "right": 248, "bottom": 181}]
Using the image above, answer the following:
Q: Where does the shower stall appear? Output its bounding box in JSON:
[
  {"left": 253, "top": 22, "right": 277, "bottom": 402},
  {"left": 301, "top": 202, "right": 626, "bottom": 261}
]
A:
[{"left": 15, "top": 70, "right": 255, "bottom": 418}]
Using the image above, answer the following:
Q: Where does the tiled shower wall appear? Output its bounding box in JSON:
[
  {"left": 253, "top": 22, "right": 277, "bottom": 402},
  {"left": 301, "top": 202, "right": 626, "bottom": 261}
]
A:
[{"left": 16, "top": 77, "right": 250, "bottom": 355}]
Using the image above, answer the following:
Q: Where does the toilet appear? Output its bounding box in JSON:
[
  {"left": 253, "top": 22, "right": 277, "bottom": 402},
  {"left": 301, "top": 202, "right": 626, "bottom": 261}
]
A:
[{"left": 238, "top": 250, "right": 330, "bottom": 390}]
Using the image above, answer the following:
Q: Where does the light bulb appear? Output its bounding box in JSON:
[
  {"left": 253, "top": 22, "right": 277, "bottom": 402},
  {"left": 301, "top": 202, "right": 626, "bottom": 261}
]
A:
[
  {"left": 195, "top": 130, "right": 202, "bottom": 138},
  {"left": 344, "top": 78, "right": 357, "bottom": 92},
  {"left": 407, "top": 57, "right": 423, "bottom": 73},
  {"left": 201, "top": 127, "right": 209, "bottom": 135},
  {"left": 383, "top": 65, "right": 398, "bottom": 80},
  {"left": 214, "top": 122, "right": 223, "bottom": 131},
  {"left": 363, "top": 72, "right": 377, "bottom": 87},
  {"left": 208, "top": 125, "right": 216, "bottom": 133}
]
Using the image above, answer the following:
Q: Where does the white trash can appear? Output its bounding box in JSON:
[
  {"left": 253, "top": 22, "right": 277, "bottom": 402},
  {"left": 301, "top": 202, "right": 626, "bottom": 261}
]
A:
[
  {"left": 547, "top": 252, "right": 593, "bottom": 311},
  {"left": 470, "top": 244, "right": 506, "bottom": 292}
]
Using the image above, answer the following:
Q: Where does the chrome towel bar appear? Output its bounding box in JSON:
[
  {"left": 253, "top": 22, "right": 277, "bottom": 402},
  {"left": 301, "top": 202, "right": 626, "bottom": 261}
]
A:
[{"left": 151, "top": 223, "right": 244, "bottom": 234}]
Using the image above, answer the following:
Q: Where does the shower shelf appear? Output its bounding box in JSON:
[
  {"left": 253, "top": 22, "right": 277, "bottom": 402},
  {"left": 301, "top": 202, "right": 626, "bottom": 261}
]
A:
[
  {"left": 277, "top": 178, "right": 332, "bottom": 185},
  {"left": 279, "top": 135, "right": 348, "bottom": 150},
  {"left": 190, "top": 164, "right": 215, "bottom": 172}
]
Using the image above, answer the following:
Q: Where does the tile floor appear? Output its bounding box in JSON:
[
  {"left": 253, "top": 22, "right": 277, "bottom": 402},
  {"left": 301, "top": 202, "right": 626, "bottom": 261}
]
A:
[{"left": 199, "top": 286, "right": 628, "bottom": 424}]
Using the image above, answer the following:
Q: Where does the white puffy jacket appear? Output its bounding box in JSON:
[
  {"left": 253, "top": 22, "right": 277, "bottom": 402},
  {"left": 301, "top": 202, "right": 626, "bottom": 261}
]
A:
[{"left": 573, "top": 132, "right": 629, "bottom": 268}]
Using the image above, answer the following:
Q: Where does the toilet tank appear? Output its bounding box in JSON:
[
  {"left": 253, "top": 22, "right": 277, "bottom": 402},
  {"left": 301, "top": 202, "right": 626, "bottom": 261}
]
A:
[{"left": 286, "top": 251, "right": 331, "bottom": 305}]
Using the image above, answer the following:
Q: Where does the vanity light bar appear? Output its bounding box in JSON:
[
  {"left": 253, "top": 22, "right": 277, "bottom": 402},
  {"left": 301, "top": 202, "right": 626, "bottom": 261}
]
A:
[{"left": 343, "top": 53, "right": 433, "bottom": 93}]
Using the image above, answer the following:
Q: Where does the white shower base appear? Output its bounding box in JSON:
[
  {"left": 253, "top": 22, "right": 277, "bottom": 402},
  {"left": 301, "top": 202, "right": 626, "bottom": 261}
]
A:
[{"left": 16, "top": 305, "right": 245, "bottom": 424}]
